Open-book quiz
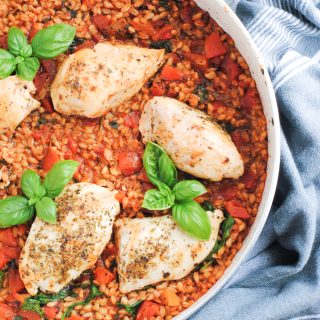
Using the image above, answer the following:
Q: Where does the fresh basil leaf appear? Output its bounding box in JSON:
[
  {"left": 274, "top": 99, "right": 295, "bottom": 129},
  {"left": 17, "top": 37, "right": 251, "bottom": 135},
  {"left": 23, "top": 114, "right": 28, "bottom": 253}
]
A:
[
  {"left": 16, "top": 57, "right": 40, "bottom": 81},
  {"left": 173, "top": 180, "right": 207, "bottom": 202},
  {"left": 0, "top": 196, "right": 34, "bottom": 228},
  {"left": 0, "top": 270, "right": 5, "bottom": 289},
  {"left": 20, "top": 44, "right": 32, "bottom": 58},
  {"left": 35, "top": 197, "right": 57, "bottom": 224},
  {"left": 142, "top": 182, "right": 175, "bottom": 210},
  {"left": 158, "top": 152, "right": 177, "bottom": 188},
  {"left": 202, "top": 201, "right": 214, "bottom": 211},
  {"left": 14, "top": 56, "right": 24, "bottom": 65},
  {"left": 0, "top": 49, "right": 15, "bottom": 79},
  {"left": 143, "top": 142, "right": 177, "bottom": 187},
  {"left": 8, "top": 27, "right": 28, "bottom": 56},
  {"left": 22, "top": 298, "right": 43, "bottom": 316},
  {"left": 44, "top": 160, "right": 79, "bottom": 198},
  {"left": 172, "top": 201, "right": 211, "bottom": 240},
  {"left": 31, "top": 24, "right": 76, "bottom": 59},
  {"left": 117, "top": 300, "right": 143, "bottom": 316},
  {"left": 21, "top": 169, "right": 46, "bottom": 200}
]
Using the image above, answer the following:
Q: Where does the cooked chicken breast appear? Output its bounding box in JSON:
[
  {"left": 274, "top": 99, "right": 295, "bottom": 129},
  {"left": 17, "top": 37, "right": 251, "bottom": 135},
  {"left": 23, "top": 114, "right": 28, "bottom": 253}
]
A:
[
  {"left": 0, "top": 76, "right": 40, "bottom": 134},
  {"left": 19, "top": 183, "right": 120, "bottom": 296},
  {"left": 115, "top": 210, "right": 224, "bottom": 293},
  {"left": 51, "top": 42, "right": 165, "bottom": 118},
  {"left": 139, "top": 97, "right": 244, "bottom": 181}
]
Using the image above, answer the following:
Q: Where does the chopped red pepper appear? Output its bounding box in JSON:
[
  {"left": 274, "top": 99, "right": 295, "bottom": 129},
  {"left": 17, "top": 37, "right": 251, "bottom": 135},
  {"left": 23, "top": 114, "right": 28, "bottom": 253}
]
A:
[
  {"left": 137, "top": 169, "right": 150, "bottom": 182},
  {"left": 123, "top": 111, "right": 140, "bottom": 128},
  {"left": 17, "top": 310, "right": 41, "bottom": 320},
  {"left": 42, "top": 149, "right": 60, "bottom": 171},
  {"left": 150, "top": 82, "right": 166, "bottom": 96},
  {"left": 0, "top": 303, "right": 15, "bottom": 320},
  {"left": 67, "top": 137, "right": 78, "bottom": 155},
  {"left": 73, "top": 39, "right": 95, "bottom": 52},
  {"left": 242, "top": 170, "right": 257, "bottom": 190},
  {"left": 8, "top": 268, "right": 25, "bottom": 294},
  {"left": 184, "top": 52, "right": 208, "bottom": 72},
  {"left": 225, "top": 200, "right": 250, "bottom": 219},
  {"left": 231, "top": 130, "right": 245, "bottom": 150},
  {"left": 41, "top": 96, "right": 54, "bottom": 113},
  {"left": 242, "top": 88, "right": 258, "bottom": 111},
  {"left": 118, "top": 151, "right": 142, "bottom": 176},
  {"left": 160, "top": 65, "right": 185, "bottom": 81},
  {"left": 205, "top": 32, "right": 226, "bottom": 58},
  {"left": 212, "top": 101, "right": 227, "bottom": 112},
  {"left": 28, "top": 23, "right": 42, "bottom": 41},
  {"left": 136, "top": 301, "right": 161, "bottom": 320},
  {"left": 43, "top": 306, "right": 58, "bottom": 319},
  {"left": 0, "top": 228, "right": 18, "bottom": 247},
  {"left": 41, "top": 60, "right": 57, "bottom": 81},
  {"left": 131, "top": 21, "right": 156, "bottom": 37},
  {"left": 92, "top": 14, "right": 111, "bottom": 33},
  {"left": 220, "top": 56, "right": 240, "bottom": 82},
  {"left": 153, "top": 25, "right": 173, "bottom": 41},
  {"left": 181, "top": 5, "right": 193, "bottom": 24},
  {"left": 94, "top": 266, "right": 115, "bottom": 284},
  {"left": 82, "top": 117, "right": 100, "bottom": 126}
]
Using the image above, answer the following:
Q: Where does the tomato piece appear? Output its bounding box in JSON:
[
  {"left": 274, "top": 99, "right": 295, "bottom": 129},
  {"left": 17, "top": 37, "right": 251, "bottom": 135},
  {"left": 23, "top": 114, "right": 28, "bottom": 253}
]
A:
[
  {"left": 42, "top": 149, "right": 60, "bottom": 171},
  {"left": 123, "top": 111, "right": 140, "bottom": 128},
  {"left": 8, "top": 268, "right": 25, "bottom": 294},
  {"left": 160, "top": 65, "right": 185, "bottom": 81},
  {"left": 0, "top": 228, "right": 18, "bottom": 247},
  {"left": 1, "top": 245, "right": 20, "bottom": 259},
  {"left": 28, "top": 23, "right": 42, "bottom": 41},
  {"left": 136, "top": 301, "right": 161, "bottom": 320},
  {"left": 43, "top": 306, "right": 58, "bottom": 319},
  {"left": 94, "top": 266, "right": 115, "bottom": 284},
  {"left": 67, "top": 137, "right": 78, "bottom": 154},
  {"left": 73, "top": 39, "right": 95, "bottom": 52},
  {"left": 205, "top": 32, "right": 226, "bottom": 58},
  {"left": 82, "top": 117, "right": 100, "bottom": 126},
  {"left": 92, "top": 14, "right": 111, "bottom": 33},
  {"left": 0, "top": 34, "right": 8, "bottom": 49},
  {"left": 131, "top": 21, "right": 156, "bottom": 37},
  {"left": 212, "top": 100, "right": 227, "bottom": 112},
  {"left": 231, "top": 130, "right": 245, "bottom": 150},
  {"left": 181, "top": 5, "right": 193, "bottom": 24},
  {"left": 225, "top": 200, "right": 250, "bottom": 219},
  {"left": 33, "top": 71, "right": 49, "bottom": 99},
  {"left": 242, "top": 170, "right": 257, "bottom": 190},
  {"left": 137, "top": 169, "right": 150, "bottom": 182},
  {"left": 242, "top": 88, "right": 258, "bottom": 111},
  {"left": 167, "top": 87, "right": 177, "bottom": 98},
  {"left": 153, "top": 25, "right": 173, "bottom": 41},
  {"left": 41, "top": 60, "right": 57, "bottom": 81},
  {"left": 118, "top": 151, "right": 142, "bottom": 176},
  {"left": 0, "top": 303, "right": 15, "bottom": 320},
  {"left": 184, "top": 52, "right": 208, "bottom": 72},
  {"left": 220, "top": 56, "right": 239, "bottom": 82},
  {"left": 17, "top": 310, "right": 41, "bottom": 320},
  {"left": 0, "top": 251, "right": 11, "bottom": 270},
  {"left": 215, "top": 185, "right": 238, "bottom": 201},
  {"left": 150, "top": 82, "right": 166, "bottom": 96},
  {"left": 41, "top": 96, "right": 54, "bottom": 113},
  {"left": 103, "top": 243, "right": 118, "bottom": 257}
]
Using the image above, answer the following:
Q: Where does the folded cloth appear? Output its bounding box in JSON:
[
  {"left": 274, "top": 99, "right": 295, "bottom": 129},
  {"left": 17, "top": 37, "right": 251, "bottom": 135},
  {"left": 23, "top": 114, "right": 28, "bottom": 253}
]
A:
[{"left": 192, "top": 1, "right": 320, "bottom": 319}]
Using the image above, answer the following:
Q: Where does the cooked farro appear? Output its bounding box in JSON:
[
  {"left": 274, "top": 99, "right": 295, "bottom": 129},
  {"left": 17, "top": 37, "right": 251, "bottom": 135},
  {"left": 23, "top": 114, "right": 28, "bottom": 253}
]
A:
[{"left": 0, "top": 0, "right": 267, "bottom": 319}]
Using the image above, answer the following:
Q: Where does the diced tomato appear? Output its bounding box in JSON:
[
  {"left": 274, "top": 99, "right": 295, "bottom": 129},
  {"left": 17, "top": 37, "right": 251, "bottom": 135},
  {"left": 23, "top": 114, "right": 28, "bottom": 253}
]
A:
[
  {"left": 103, "top": 243, "right": 118, "bottom": 257},
  {"left": 115, "top": 191, "right": 126, "bottom": 203},
  {"left": 220, "top": 56, "right": 240, "bottom": 82},
  {"left": 94, "top": 266, "right": 115, "bottom": 285},
  {"left": 153, "top": 25, "right": 173, "bottom": 41},
  {"left": 41, "top": 96, "right": 54, "bottom": 113},
  {"left": 0, "top": 252, "right": 11, "bottom": 270},
  {"left": 43, "top": 306, "right": 58, "bottom": 319},
  {"left": 167, "top": 87, "right": 178, "bottom": 97},
  {"left": 82, "top": 117, "right": 100, "bottom": 126},
  {"left": 131, "top": 21, "right": 156, "bottom": 37},
  {"left": 231, "top": 130, "right": 245, "bottom": 150},
  {"left": 0, "top": 303, "right": 15, "bottom": 320},
  {"left": 41, "top": 60, "right": 57, "bottom": 81},
  {"left": 184, "top": 52, "right": 208, "bottom": 72},
  {"left": 242, "top": 88, "right": 258, "bottom": 111},
  {"left": 205, "top": 32, "right": 226, "bottom": 58},
  {"left": 73, "top": 39, "right": 95, "bottom": 52},
  {"left": 123, "top": 111, "right": 140, "bottom": 129},
  {"left": 137, "top": 169, "right": 150, "bottom": 182},
  {"left": 181, "top": 5, "right": 193, "bottom": 24},
  {"left": 150, "top": 82, "right": 166, "bottom": 96},
  {"left": 215, "top": 185, "right": 238, "bottom": 201},
  {"left": 160, "top": 65, "right": 185, "bottom": 81},
  {"left": 67, "top": 137, "right": 78, "bottom": 154},
  {"left": 242, "top": 170, "right": 257, "bottom": 190},
  {"left": 42, "top": 149, "right": 60, "bottom": 171},
  {"left": 118, "top": 151, "right": 142, "bottom": 176},
  {"left": 1, "top": 245, "right": 20, "bottom": 260},
  {"left": 17, "top": 225, "right": 27, "bottom": 237},
  {"left": 92, "top": 14, "right": 111, "bottom": 33},
  {"left": 17, "top": 310, "right": 41, "bottom": 320},
  {"left": 66, "top": 315, "right": 84, "bottom": 320},
  {"left": 136, "top": 301, "right": 161, "bottom": 320},
  {"left": 0, "top": 228, "right": 18, "bottom": 247},
  {"left": 28, "top": 23, "right": 42, "bottom": 41},
  {"left": 0, "top": 34, "right": 8, "bottom": 49},
  {"left": 168, "top": 53, "right": 180, "bottom": 64},
  {"left": 8, "top": 268, "right": 25, "bottom": 294},
  {"left": 225, "top": 200, "right": 250, "bottom": 219}
]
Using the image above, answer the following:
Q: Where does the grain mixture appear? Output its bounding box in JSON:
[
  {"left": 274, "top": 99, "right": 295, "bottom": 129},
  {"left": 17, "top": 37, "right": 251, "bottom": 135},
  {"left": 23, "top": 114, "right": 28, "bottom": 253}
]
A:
[{"left": 0, "top": 0, "right": 268, "bottom": 319}]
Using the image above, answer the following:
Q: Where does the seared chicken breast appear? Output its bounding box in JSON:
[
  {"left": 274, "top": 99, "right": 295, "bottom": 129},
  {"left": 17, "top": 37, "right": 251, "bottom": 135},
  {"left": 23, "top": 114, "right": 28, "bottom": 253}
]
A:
[
  {"left": 19, "top": 183, "right": 120, "bottom": 295},
  {"left": 139, "top": 97, "right": 244, "bottom": 181},
  {"left": 115, "top": 210, "right": 224, "bottom": 293},
  {"left": 0, "top": 76, "right": 40, "bottom": 134},
  {"left": 51, "top": 42, "right": 165, "bottom": 118}
]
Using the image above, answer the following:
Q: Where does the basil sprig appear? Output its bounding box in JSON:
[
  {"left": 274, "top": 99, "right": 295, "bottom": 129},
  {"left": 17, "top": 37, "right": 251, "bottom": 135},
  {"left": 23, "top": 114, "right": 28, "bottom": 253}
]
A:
[
  {"left": 117, "top": 300, "right": 143, "bottom": 316},
  {"left": 142, "top": 142, "right": 211, "bottom": 240},
  {"left": 0, "top": 160, "right": 78, "bottom": 227},
  {"left": 0, "top": 24, "right": 75, "bottom": 81}
]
